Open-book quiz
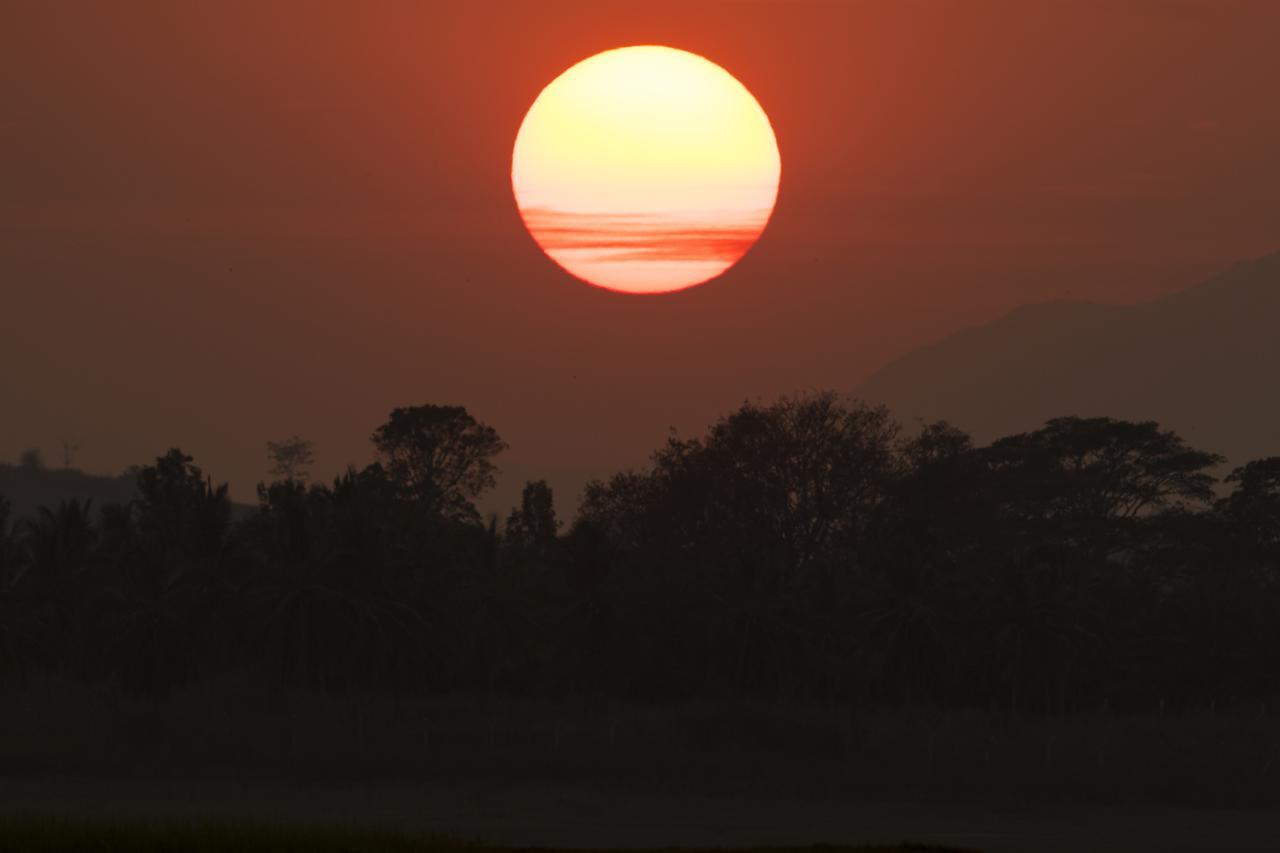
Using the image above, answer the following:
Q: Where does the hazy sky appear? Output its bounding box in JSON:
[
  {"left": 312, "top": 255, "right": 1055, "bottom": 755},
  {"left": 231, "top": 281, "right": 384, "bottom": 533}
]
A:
[{"left": 4, "top": 0, "right": 1280, "bottom": 511}]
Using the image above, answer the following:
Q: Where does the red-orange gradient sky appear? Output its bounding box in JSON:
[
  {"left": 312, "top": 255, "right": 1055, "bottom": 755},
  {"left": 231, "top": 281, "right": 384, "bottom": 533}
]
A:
[{"left": 4, "top": 1, "right": 1280, "bottom": 510}]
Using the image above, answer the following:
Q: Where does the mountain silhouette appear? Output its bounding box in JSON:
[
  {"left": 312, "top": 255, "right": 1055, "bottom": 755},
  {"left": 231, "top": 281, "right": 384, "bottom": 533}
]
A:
[
  {"left": 0, "top": 464, "right": 138, "bottom": 524},
  {"left": 0, "top": 463, "right": 256, "bottom": 524},
  {"left": 858, "top": 249, "right": 1280, "bottom": 466}
]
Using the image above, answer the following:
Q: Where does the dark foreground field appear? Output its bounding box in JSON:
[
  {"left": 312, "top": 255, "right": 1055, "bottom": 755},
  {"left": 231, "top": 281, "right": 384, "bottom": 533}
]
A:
[
  {"left": 0, "top": 823, "right": 968, "bottom": 853},
  {"left": 0, "top": 819, "right": 960, "bottom": 853},
  {"left": 5, "top": 689, "right": 1280, "bottom": 852},
  {"left": 3, "top": 778, "right": 1280, "bottom": 853}
]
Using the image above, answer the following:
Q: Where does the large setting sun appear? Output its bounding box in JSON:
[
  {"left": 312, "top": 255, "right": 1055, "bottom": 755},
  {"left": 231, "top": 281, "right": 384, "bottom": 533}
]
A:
[{"left": 512, "top": 45, "right": 781, "bottom": 294}]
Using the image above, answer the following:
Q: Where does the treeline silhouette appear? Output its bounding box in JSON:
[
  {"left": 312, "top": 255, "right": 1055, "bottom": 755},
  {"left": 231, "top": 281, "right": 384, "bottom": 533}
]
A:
[{"left": 2, "top": 393, "right": 1278, "bottom": 716}]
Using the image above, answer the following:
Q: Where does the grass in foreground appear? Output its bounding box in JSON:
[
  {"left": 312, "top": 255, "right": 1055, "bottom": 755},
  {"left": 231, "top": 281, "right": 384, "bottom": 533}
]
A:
[{"left": 0, "top": 819, "right": 975, "bottom": 853}]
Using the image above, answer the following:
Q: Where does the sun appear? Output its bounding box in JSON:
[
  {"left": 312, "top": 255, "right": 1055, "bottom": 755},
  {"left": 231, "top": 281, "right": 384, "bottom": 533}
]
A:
[{"left": 512, "top": 46, "right": 781, "bottom": 295}]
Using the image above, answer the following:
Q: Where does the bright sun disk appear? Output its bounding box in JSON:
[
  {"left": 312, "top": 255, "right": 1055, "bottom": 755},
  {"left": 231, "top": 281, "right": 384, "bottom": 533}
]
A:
[{"left": 512, "top": 45, "right": 781, "bottom": 294}]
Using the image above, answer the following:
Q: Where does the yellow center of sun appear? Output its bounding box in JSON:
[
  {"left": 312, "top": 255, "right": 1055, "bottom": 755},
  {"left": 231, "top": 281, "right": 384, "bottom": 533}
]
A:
[{"left": 512, "top": 46, "right": 781, "bottom": 295}]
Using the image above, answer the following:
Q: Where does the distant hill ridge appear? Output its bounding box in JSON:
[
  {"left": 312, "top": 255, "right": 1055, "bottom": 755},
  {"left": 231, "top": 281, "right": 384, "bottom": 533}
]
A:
[
  {"left": 0, "top": 464, "right": 257, "bottom": 525},
  {"left": 857, "top": 248, "right": 1280, "bottom": 466},
  {"left": 0, "top": 464, "right": 138, "bottom": 524}
]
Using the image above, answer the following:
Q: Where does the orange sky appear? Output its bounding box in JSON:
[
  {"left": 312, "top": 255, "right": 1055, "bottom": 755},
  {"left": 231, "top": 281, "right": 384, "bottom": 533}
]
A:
[{"left": 4, "top": 0, "right": 1280, "bottom": 511}]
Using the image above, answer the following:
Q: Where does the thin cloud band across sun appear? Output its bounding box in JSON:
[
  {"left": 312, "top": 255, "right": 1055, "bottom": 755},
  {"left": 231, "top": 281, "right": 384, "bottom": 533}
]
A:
[{"left": 512, "top": 46, "right": 781, "bottom": 294}]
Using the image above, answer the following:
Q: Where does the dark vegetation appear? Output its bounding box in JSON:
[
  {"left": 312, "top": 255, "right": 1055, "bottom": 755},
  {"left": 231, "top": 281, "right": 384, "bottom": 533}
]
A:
[{"left": 3, "top": 395, "right": 1280, "bottom": 804}]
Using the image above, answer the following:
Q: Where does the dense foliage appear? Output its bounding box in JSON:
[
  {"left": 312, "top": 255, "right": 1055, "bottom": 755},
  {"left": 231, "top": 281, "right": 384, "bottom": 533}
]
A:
[{"left": 2, "top": 395, "right": 1277, "bottom": 714}]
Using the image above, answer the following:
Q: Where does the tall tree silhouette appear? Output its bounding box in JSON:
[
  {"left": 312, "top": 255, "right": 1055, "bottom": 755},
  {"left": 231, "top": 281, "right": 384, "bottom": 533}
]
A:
[
  {"left": 371, "top": 405, "right": 507, "bottom": 525},
  {"left": 0, "top": 496, "right": 40, "bottom": 684},
  {"left": 985, "top": 417, "right": 1223, "bottom": 558},
  {"left": 112, "top": 450, "right": 231, "bottom": 697},
  {"left": 266, "top": 436, "right": 315, "bottom": 485},
  {"left": 0, "top": 498, "right": 18, "bottom": 580},
  {"left": 1220, "top": 457, "right": 1280, "bottom": 555},
  {"left": 505, "top": 479, "right": 559, "bottom": 557},
  {"left": 135, "top": 449, "right": 231, "bottom": 561}
]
